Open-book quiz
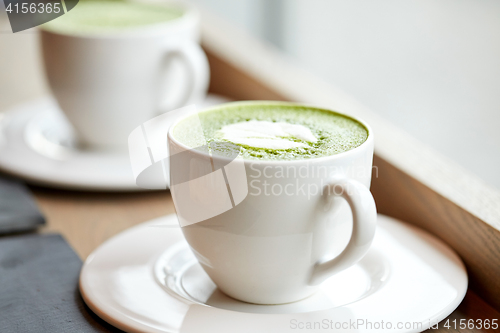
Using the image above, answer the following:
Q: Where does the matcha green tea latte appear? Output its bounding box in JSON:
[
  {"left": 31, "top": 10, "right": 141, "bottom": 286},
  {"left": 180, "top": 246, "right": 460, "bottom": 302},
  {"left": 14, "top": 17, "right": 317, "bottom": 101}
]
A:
[
  {"left": 41, "top": 1, "right": 184, "bottom": 34},
  {"left": 173, "top": 103, "right": 368, "bottom": 161}
]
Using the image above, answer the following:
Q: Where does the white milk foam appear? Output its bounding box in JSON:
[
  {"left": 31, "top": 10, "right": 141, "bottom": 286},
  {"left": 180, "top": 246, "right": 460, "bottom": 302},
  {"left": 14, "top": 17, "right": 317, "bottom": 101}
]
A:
[{"left": 217, "top": 120, "right": 317, "bottom": 150}]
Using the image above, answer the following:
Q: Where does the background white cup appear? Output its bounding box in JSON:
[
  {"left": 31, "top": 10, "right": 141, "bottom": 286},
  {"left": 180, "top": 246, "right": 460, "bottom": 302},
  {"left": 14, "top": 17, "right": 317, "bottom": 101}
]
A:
[
  {"left": 40, "top": 2, "right": 209, "bottom": 150},
  {"left": 167, "top": 102, "right": 377, "bottom": 305}
]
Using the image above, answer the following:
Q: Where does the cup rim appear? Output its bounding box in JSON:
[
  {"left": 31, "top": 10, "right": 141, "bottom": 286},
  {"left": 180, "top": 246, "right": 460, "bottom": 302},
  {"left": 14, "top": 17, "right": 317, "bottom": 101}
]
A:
[
  {"left": 38, "top": 1, "right": 199, "bottom": 39},
  {"left": 167, "top": 101, "right": 374, "bottom": 165}
]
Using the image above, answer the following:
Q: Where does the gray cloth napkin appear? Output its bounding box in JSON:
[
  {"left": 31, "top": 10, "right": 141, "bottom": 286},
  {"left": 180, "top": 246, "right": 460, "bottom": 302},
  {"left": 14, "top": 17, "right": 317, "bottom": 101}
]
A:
[
  {"left": 0, "top": 175, "right": 45, "bottom": 234},
  {"left": 0, "top": 233, "right": 122, "bottom": 332}
]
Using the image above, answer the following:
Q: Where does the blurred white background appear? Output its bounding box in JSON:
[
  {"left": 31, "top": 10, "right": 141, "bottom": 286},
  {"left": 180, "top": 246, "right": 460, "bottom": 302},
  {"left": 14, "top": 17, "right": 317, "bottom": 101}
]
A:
[
  {"left": 190, "top": 0, "right": 500, "bottom": 189},
  {"left": 1, "top": 0, "right": 499, "bottom": 188}
]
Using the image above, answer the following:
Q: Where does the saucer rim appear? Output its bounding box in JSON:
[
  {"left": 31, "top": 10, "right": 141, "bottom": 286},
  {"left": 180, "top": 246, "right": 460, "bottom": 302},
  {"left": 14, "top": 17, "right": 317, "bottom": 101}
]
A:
[
  {"left": 0, "top": 94, "right": 232, "bottom": 191},
  {"left": 0, "top": 98, "right": 144, "bottom": 192},
  {"left": 79, "top": 214, "right": 468, "bottom": 333}
]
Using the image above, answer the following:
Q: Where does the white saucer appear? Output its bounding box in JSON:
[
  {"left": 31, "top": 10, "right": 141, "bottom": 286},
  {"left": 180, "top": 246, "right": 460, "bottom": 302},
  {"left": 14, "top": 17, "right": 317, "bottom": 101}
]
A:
[
  {"left": 80, "top": 214, "right": 467, "bottom": 333},
  {"left": 0, "top": 95, "right": 230, "bottom": 191}
]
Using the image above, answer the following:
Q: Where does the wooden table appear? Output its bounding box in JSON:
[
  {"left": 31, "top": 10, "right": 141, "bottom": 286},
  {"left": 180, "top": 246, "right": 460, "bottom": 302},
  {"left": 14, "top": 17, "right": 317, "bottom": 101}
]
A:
[
  {"left": 31, "top": 186, "right": 499, "bottom": 332},
  {"left": 1, "top": 10, "right": 499, "bottom": 333},
  {"left": 35, "top": 187, "right": 173, "bottom": 259}
]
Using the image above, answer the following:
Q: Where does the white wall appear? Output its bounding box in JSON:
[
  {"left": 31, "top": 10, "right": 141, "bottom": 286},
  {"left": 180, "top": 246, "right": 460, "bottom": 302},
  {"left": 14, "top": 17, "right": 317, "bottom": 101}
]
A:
[
  {"left": 283, "top": 0, "right": 500, "bottom": 188},
  {"left": 188, "top": 0, "right": 265, "bottom": 37},
  {"left": 192, "top": 0, "right": 500, "bottom": 189},
  {"left": 2, "top": 0, "right": 498, "bottom": 186}
]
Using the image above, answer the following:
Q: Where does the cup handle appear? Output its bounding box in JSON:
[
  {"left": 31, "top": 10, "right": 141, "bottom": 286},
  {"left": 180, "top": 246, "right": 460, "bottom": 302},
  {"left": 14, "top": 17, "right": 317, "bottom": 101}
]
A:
[
  {"left": 309, "top": 176, "right": 377, "bottom": 286},
  {"left": 159, "top": 40, "right": 210, "bottom": 112}
]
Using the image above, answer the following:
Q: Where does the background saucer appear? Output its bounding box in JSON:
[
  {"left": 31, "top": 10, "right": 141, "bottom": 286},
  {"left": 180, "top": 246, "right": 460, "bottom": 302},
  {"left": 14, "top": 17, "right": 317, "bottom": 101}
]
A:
[
  {"left": 0, "top": 95, "right": 230, "bottom": 191},
  {"left": 80, "top": 214, "right": 467, "bottom": 333}
]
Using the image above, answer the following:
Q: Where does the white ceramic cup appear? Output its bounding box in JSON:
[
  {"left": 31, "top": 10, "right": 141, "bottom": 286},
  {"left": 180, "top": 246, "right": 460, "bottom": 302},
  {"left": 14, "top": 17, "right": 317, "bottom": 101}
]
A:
[
  {"left": 167, "top": 102, "right": 377, "bottom": 305},
  {"left": 40, "top": 2, "right": 209, "bottom": 150}
]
